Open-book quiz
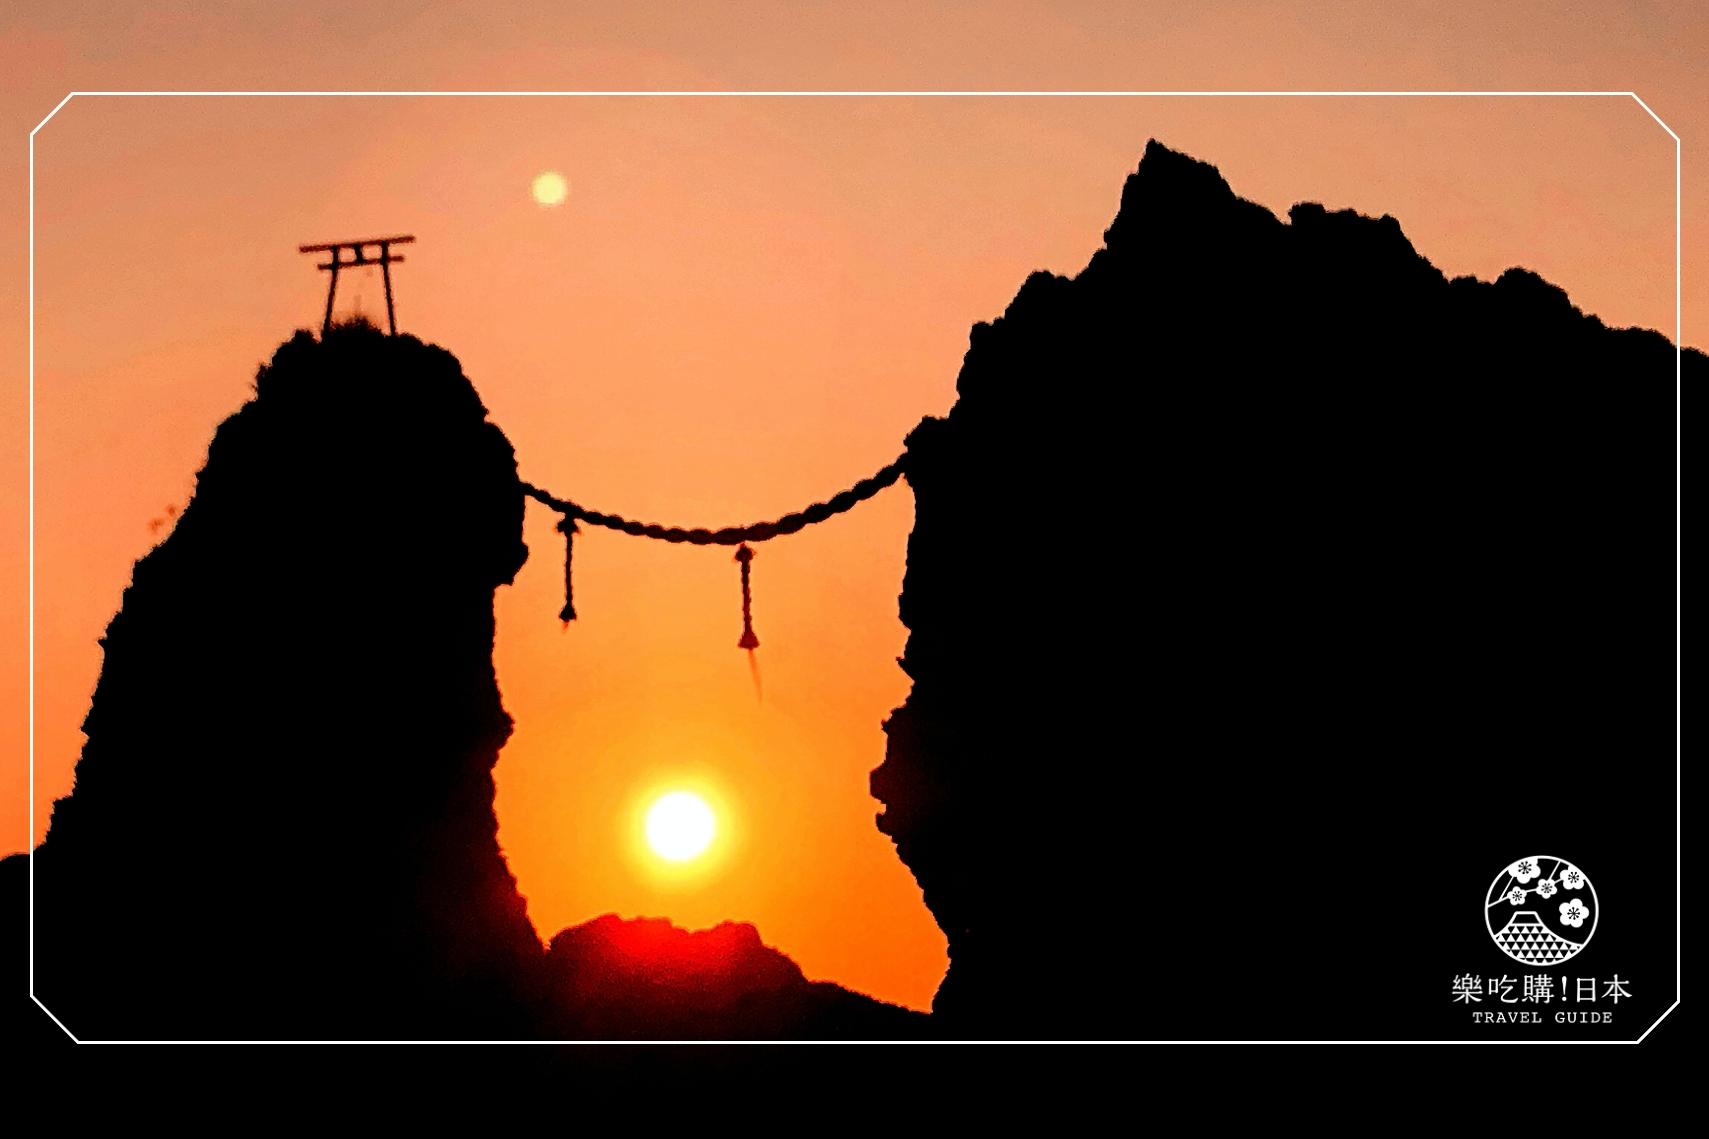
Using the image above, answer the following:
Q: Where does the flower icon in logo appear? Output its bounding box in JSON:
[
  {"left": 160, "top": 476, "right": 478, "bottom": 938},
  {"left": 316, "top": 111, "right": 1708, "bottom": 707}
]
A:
[{"left": 1487, "top": 856, "right": 1597, "bottom": 967}]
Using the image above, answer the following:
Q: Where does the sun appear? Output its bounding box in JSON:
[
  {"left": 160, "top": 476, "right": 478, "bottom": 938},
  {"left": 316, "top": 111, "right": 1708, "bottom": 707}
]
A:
[
  {"left": 645, "top": 791, "right": 716, "bottom": 862},
  {"left": 531, "top": 170, "right": 569, "bottom": 207}
]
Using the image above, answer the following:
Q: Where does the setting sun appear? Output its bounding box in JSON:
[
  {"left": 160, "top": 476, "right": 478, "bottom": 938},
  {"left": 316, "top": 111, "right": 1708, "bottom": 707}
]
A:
[{"left": 645, "top": 791, "right": 716, "bottom": 862}]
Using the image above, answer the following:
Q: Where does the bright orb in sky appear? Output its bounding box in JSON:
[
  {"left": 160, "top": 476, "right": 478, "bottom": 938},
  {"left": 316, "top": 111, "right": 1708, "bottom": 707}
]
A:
[
  {"left": 645, "top": 791, "right": 716, "bottom": 862},
  {"left": 531, "top": 170, "right": 569, "bottom": 207}
]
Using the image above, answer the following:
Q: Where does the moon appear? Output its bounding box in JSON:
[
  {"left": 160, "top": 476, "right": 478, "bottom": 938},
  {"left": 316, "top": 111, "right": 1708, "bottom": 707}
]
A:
[
  {"left": 645, "top": 791, "right": 716, "bottom": 862},
  {"left": 531, "top": 170, "right": 569, "bottom": 207}
]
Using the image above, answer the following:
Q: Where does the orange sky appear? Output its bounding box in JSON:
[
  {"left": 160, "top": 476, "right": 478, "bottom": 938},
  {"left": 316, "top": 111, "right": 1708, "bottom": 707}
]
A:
[{"left": 2, "top": 3, "right": 1701, "bottom": 1011}]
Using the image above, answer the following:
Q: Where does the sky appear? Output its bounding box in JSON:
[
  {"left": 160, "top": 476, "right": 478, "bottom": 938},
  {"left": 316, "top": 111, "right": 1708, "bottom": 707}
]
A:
[{"left": 2, "top": 2, "right": 1701, "bottom": 1011}]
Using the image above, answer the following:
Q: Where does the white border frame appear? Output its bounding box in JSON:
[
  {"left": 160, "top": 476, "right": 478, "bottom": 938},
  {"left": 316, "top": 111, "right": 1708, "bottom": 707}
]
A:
[{"left": 25, "top": 90, "right": 1683, "bottom": 1045}]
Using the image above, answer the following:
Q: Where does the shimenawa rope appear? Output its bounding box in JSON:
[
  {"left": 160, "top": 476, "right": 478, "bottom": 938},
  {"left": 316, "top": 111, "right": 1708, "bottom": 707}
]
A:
[{"left": 519, "top": 449, "right": 909, "bottom": 650}]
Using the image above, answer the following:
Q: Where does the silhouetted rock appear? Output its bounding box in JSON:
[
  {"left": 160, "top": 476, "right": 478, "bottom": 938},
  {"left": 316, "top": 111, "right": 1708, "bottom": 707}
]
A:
[
  {"left": 10, "top": 322, "right": 543, "bottom": 1038},
  {"left": 4, "top": 320, "right": 922, "bottom": 1042},
  {"left": 873, "top": 140, "right": 1695, "bottom": 1039},
  {"left": 542, "top": 914, "right": 927, "bottom": 1039}
]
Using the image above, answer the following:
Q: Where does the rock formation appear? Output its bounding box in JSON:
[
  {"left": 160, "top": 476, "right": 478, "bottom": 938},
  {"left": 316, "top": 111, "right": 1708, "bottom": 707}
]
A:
[
  {"left": 5, "top": 321, "right": 914, "bottom": 1041},
  {"left": 874, "top": 140, "right": 1693, "bottom": 1038},
  {"left": 542, "top": 914, "right": 925, "bottom": 1039},
  {"left": 12, "top": 323, "right": 544, "bottom": 1038}
]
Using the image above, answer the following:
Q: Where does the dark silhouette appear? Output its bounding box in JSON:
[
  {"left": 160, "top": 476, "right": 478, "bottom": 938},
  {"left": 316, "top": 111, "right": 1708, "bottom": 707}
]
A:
[
  {"left": 3, "top": 320, "right": 911, "bottom": 1040},
  {"left": 542, "top": 915, "right": 925, "bottom": 1039},
  {"left": 9, "top": 322, "right": 542, "bottom": 1039},
  {"left": 872, "top": 140, "right": 1694, "bottom": 1039}
]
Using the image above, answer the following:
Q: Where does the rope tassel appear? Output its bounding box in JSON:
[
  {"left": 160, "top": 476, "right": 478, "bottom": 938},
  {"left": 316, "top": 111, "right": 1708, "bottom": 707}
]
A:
[
  {"left": 557, "top": 514, "right": 579, "bottom": 625},
  {"left": 735, "top": 543, "right": 760, "bottom": 650}
]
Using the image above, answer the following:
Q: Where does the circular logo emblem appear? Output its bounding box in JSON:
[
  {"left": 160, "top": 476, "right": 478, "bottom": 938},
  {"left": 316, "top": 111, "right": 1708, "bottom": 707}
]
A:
[{"left": 1485, "top": 855, "right": 1596, "bottom": 967}]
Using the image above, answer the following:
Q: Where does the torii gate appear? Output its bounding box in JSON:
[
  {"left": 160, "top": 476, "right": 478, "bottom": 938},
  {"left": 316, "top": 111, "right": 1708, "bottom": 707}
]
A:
[{"left": 299, "top": 235, "right": 415, "bottom": 336}]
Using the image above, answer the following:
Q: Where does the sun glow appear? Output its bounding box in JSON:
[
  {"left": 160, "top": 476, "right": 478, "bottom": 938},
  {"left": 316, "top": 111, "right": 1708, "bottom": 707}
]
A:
[
  {"left": 530, "top": 170, "right": 569, "bottom": 207},
  {"left": 645, "top": 791, "right": 717, "bottom": 862}
]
